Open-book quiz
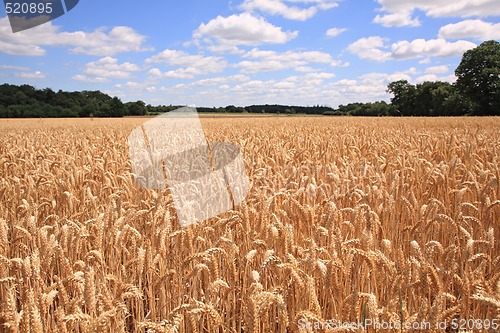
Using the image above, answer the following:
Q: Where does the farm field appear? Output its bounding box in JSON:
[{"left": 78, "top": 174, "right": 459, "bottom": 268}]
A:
[{"left": 0, "top": 116, "right": 499, "bottom": 332}]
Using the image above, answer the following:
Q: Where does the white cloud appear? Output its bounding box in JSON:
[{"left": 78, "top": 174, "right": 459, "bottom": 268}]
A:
[
  {"left": 115, "top": 82, "right": 143, "bottom": 89},
  {"left": 374, "top": 0, "right": 500, "bottom": 26},
  {"left": 148, "top": 67, "right": 200, "bottom": 79},
  {"left": 69, "top": 26, "right": 150, "bottom": 56},
  {"left": 373, "top": 12, "right": 420, "bottom": 27},
  {"left": 0, "top": 18, "right": 150, "bottom": 56},
  {"left": 82, "top": 57, "right": 140, "bottom": 79},
  {"left": 236, "top": 48, "right": 334, "bottom": 73},
  {"left": 327, "top": 69, "right": 418, "bottom": 102},
  {"left": 439, "top": 20, "right": 500, "bottom": 40},
  {"left": 273, "top": 80, "right": 297, "bottom": 90},
  {"left": 148, "top": 72, "right": 341, "bottom": 107},
  {"left": 193, "top": 13, "right": 298, "bottom": 46},
  {"left": 346, "top": 36, "right": 391, "bottom": 62},
  {"left": 302, "top": 72, "right": 335, "bottom": 85},
  {"left": 240, "top": 0, "right": 338, "bottom": 21},
  {"left": 348, "top": 36, "right": 476, "bottom": 61},
  {"left": 359, "top": 71, "right": 413, "bottom": 86},
  {"left": 206, "top": 44, "right": 245, "bottom": 54},
  {"left": 190, "top": 75, "right": 250, "bottom": 86},
  {"left": 391, "top": 39, "right": 476, "bottom": 59},
  {"left": 15, "top": 70, "right": 45, "bottom": 79},
  {"left": 0, "top": 39, "right": 46, "bottom": 56},
  {"left": 326, "top": 27, "right": 347, "bottom": 37},
  {"left": 146, "top": 49, "right": 227, "bottom": 79},
  {"left": 72, "top": 75, "right": 109, "bottom": 83},
  {"left": 294, "top": 66, "right": 316, "bottom": 72},
  {"left": 415, "top": 74, "right": 456, "bottom": 83},
  {"left": 331, "top": 79, "right": 357, "bottom": 86},
  {"left": 425, "top": 65, "right": 449, "bottom": 74},
  {"left": 419, "top": 57, "right": 432, "bottom": 64},
  {"left": 0, "top": 65, "right": 47, "bottom": 79},
  {"left": 0, "top": 65, "right": 30, "bottom": 71},
  {"left": 112, "top": 81, "right": 159, "bottom": 95},
  {"left": 331, "top": 60, "right": 349, "bottom": 67},
  {"left": 305, "top": 72, "right": 335, "bottom": 79},
  {"left": 244, "top": 48, "right": 332, "bottom": 62}
]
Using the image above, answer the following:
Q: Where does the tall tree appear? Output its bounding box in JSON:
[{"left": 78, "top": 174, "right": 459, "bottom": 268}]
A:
[
  {"left": 125, "top": 100, "right": 147, "bottom": 116},
  {"left": 455, "top": 40, "right": 500, "bottom": 115},
  {"left": 386, "top": 80, "right": 416, "bottom": 116},
  {"left": 107, "top": 97, "right": 125, "bottom": 117}
]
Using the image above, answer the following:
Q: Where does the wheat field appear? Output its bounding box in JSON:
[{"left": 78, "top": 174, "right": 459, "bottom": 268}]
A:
[{"left": 0, "top": 116, "right": 499, "bottom": 333}]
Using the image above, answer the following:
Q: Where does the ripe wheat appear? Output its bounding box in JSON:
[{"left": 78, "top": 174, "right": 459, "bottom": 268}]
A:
[{"left": 0, "top": 116, "right": 498, "bottom": 332}]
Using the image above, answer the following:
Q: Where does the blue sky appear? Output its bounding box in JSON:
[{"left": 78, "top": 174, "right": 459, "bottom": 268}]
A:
[{"left": 1, "top": 0, "right": 499, "bottom": 107}]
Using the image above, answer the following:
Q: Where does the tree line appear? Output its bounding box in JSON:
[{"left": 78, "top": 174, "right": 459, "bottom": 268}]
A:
[
  {"left": 0, "top": 40, "right": 498, "bottom": 118},
  {"left": 0, "top": 85, "right": 146, "bottom": 118}
]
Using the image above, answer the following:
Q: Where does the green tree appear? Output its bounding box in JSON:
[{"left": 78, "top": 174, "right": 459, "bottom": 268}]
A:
[
  {"left": 387, "top": 80, "right": 416, "bottom": 116},
  {"left": 413, "top": 81, "right": 457, "bottom": 116},
  {"left": 442, "top": 90, "right": 474, "bottom": 116},
  {"left": 455, "top": 40, "right": 500, "bottom": 115},
  {"left": 125, "top": 100, "right": 147, "bottom": 116},
  {"left": 79, "top": 103, "right": 96, "bottom": 117},
  {"left": 107, "top": 97, "right": 125, "bottom": 117},
  {"left": 0, "top": 105, "right": 6, "bottom": 117}
]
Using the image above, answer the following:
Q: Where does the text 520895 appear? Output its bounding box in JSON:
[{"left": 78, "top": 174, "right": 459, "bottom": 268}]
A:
[{"left": 5, "top": 2, "right": 53, "bottom": 14}]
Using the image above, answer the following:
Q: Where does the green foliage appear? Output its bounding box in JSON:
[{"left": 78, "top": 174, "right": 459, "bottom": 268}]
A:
[
  {"left": 225, "top": 105, "right": 245, "bottom": 113},
  {"left": 322, "top": 110, "right": 343, "bottom": 116},
  {"left": 245, "top": 104, "right": 333, "bottom": 114},
  {"left": 386, "top": 79, "right": 475, "bottom": 116},
  {"left": 387, "top": 80, "right": 416, "bottom": 116},
  {"left": 125, "top": 100, "right": 147, "bottom": 116},
  {"left": 0, "top": 84, "right": 129, "bottom": 118},
  {"left": 455, "top": 40, "right": 500, "bottom": 115},
  {"left": 146, "top": 104, "right": 185, "bottom": 114}
]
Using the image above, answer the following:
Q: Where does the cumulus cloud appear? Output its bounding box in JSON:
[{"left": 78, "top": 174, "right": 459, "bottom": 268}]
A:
[
  {"left": 146, "top": 49, "right": 227, "bottom": 79},
  {"left": 359, "top": 71, "right": 413, "bottom": 86},
  {"left": 206, "top": 44, "right": 245, "bottom": 54},
  {"left": 302, "top": 72, "right": 335, "bottom": 85},
  {"left": 373, "top": 0, "right": 500, "bottom": 27},
  {"left": 326, "top": 27, "right": 347, "bottom": 37},
  {"left": 190, "top": 75, "right": 250, "bottom": 86},
  {"left": 330, "top": 79, "right": 357, "bottom": 86},
  {"left": 228, "top": 73, "right": 336, "bottom": 104},
  {"left": 0, "top": 65, "right": 30, "bottom": 71},
  {"left": 0, "top": 18, "right": 150, "bottom": 56},
  {"left": 193, "top": 13, "right": 298, "bottom": 46},
  {"left": 425, "top": 65, "right": 449, "bottom": 74},
  {"left": 391, "top": 39, "right": 476, "bottom": 59},
  {"left": 72, "top": 75, "right": 109, "bottom": 83},
  {"left": 82, "top": 57, "right": 140, "bottom": 79},
  {"left": 240, "top": 0, "right": 338, "bottom": 21},
  {"left": 15, "top": 70, "right": 45, "bottom": 79},
  {"left": 235, "top": 48, "right": 334, "bottom": 73},
  {"left": 348, "top": 36, "right": 476, "bottom": 61},
  {"left": 373, "top": 12, "right": 420, "bottom": 27},
  {"left": 0, "top": 65, "right": 46, "bottom": 79},
  {"left": 439, "top": 20, "right": 500, "bottom": 40},
  {"left": 294, "top": 66, "right": 316, "bottom": 73},
  {"left": 148, "top": 68, "right": 196, "bottom": 79},
  {"left": 346, "top": 36, "right": 391, "bottom": 62},
  {"left": 328, "top": 69, "right": 416, "bottom": 101},
  {"left": 0, "top": 39, "right": 45, "bottom": 56},
  {"left": 415, "top": 74, "right": 456, "bottom": 83}
]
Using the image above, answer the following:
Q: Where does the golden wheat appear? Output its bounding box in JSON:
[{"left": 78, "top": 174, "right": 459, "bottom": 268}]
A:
[{"left": 0, "top": 116, "right": 498, "bottom": 332}]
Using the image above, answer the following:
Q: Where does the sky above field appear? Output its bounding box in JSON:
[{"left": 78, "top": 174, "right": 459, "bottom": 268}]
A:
[{"left": 0, "top": 0, "right": 499, "bottom": 107}]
